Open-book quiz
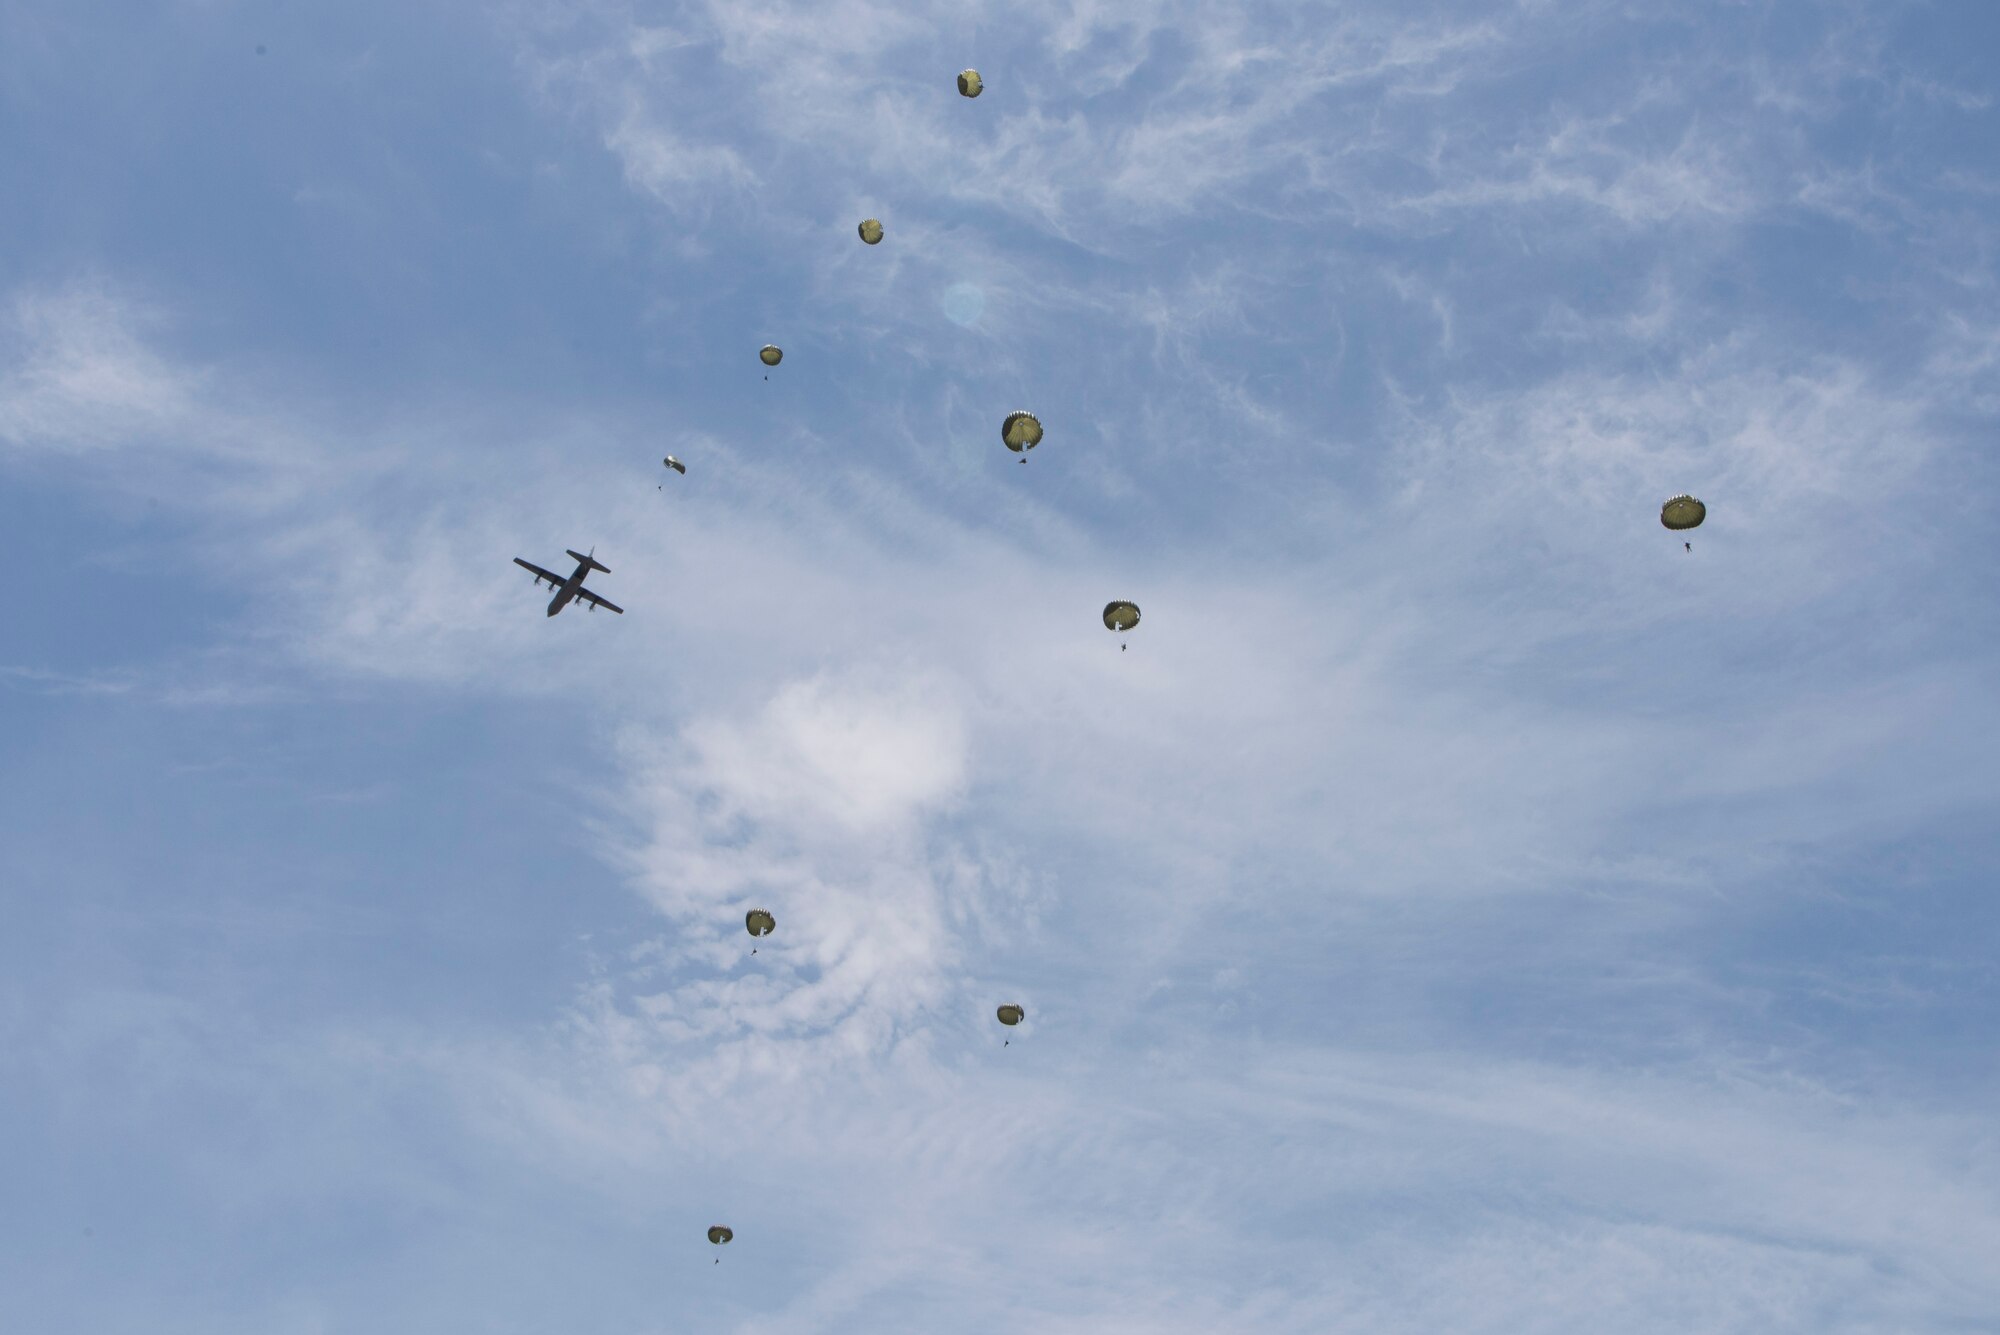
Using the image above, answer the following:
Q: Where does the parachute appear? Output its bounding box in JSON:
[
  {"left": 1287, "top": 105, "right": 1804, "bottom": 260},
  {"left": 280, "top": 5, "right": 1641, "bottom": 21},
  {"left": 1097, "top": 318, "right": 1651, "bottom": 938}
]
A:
[
  {"left": 708, "top": 1225, "right": 732, "bottom": 1245},
  {"left": 1660, "top": 495, "right": 1706, "bottom": 530},
  {"left": 957, "top": 69, "right": 983, "bottom": 98},
  {"left": 1001, "top": 410, "right": 1042, "bottom": 462},
  {"left": 996, "top": 1004, "right": 1024, "bottom": 1026},
  {"left": 759, "top": 345, "right": 783, "bottom": 367},
  {"left": 662, "top": 456, "right": 686, "bottom": 475},
  {"left": 857, "top": 218, "right": 884, "bottom": 245},
  {"left": 745, "top": 909, "right": 776, "bottom": 938}
]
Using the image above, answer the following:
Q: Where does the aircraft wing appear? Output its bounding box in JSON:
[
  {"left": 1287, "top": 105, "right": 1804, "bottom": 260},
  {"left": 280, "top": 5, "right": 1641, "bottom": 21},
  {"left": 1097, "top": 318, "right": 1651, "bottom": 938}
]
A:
[
  {"left": 514, "top": 558, "right": 565, "bottom": 586},
  {"left": 574, "top": 585, "right": 624, "bottom": 615}
]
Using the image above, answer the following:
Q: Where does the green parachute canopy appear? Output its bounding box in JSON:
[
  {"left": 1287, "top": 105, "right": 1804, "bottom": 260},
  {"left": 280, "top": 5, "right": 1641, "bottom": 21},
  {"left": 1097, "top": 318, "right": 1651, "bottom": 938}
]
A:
[
  {"left": 759, "top": 345, "right": 783, "bottom": 367},
  {"left": 1103, "top": 601, "right": 1140, "bottom": 633},
  {"left": 857, "top": 218, "right": 884, "bottom": 245},
  {"left": 708, "top": 1226, "right": 733, "bottom": 1246},
  {"left": 957, "top": 69, "right": 983, "bottom": 98},
  {"left": 745, "top": 909, "right": 776, "bottom": 938},
  {"left": 996, "top": 1004, "right": 1024, "bottom": 1026},
  {"left": 1660, "top": 495, "right": 1707, "bottom": 531},
  {"left": 1001, "top": 410, "right": 1043, "bottom": 455}
]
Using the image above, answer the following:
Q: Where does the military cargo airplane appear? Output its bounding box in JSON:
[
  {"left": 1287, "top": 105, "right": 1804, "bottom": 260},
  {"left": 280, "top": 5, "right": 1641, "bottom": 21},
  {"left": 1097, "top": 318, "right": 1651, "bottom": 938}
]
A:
[{"left": 513, "top": 548, "right": 624, "bottom": 617}]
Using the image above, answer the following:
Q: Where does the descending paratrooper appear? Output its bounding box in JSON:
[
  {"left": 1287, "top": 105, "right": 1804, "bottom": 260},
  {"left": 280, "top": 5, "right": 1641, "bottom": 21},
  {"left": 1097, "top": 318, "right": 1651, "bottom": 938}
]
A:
[{"left": 1661, "top": 494, "right": 1706, "bottom": 552}]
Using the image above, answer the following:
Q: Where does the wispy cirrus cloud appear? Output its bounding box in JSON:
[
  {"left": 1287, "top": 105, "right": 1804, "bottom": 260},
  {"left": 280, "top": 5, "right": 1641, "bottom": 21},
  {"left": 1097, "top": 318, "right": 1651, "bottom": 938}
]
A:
[
  {"left": 0, "top": 281, "right": 202, "bottom": 454},
  {"left": 422, "top": 1014, "right": 2000, "bottom": 1333}
]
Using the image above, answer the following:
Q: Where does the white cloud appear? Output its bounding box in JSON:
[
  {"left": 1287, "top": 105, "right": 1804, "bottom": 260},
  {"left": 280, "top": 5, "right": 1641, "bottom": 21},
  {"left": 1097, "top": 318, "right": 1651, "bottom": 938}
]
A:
[
  {"left": 0, "top": 280, "right": 201, "bottom": 453},
  {"left": 604, "top": 93, "right": 758, "bottom": 205},
  {"left": 7, "top": 1, "right": 1999, "bottom": 1321},
  {"left": 421, "top": 1019, "right": 2000, "bottom": 1332},
  {"left": 683, "top": 673, "right": 968, "bottom": 837},
  {"left": 596, "top": 669, "right": 978, "bottom": 1060}
]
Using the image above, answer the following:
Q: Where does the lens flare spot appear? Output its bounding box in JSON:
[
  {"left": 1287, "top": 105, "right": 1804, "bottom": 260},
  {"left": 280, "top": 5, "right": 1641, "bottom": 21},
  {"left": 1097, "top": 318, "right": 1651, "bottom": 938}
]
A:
[{"left": 942, "top": 282, "right": 986, "bottom": 327}]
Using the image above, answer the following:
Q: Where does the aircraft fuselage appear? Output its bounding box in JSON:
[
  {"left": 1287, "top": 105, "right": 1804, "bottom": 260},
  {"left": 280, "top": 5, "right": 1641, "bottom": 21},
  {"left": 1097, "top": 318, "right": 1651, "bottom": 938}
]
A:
[{"left": 546, "top": 564, "right": 589, "bottom": 617}]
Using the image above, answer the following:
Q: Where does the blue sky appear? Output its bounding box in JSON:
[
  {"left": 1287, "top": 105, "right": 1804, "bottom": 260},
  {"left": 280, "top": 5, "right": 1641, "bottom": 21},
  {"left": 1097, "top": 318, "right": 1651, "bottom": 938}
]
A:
[{"left": 3, "top": 0, "right": 1999, "bottom": 1330}]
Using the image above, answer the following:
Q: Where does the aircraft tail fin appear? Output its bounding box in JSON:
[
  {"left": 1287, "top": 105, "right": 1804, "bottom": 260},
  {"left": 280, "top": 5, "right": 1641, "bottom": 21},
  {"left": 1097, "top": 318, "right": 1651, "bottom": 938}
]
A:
[{"left": 566, "top": 548, "right": 610, "bottom": 574}]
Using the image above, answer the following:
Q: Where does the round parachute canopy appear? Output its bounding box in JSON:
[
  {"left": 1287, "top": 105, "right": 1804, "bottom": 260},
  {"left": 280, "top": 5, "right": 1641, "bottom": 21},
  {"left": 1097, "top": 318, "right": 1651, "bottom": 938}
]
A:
[
  {"left": 857, "top": 218, "right": 884, "bottom": 245},
  {"left": 1001, "top": 411, "right": 1043, "bottom": 453},
  {"left": 745, "top": 909, "right": 776, "bottom": 938},
  {"left": 957, "top": 69, "right": 983, "bottom": 98},
  {"left": 1103, "top": 601, "right": 1140, "bottom": 633},
  {"left": 1660, "top": 495, "right": 1707, "bottom": 531},
  {"left": 996, "top": 1004, "right": 1025, "bottom": 1026},
  {"left": 708, "top": 1225, "right": 733, "bottom": 1246},
  {"left": 759, "top": 345, "right": 783, "bottom": 367},
  {"left": 662, "top": 455, "right": 686, "bottom": 475}
]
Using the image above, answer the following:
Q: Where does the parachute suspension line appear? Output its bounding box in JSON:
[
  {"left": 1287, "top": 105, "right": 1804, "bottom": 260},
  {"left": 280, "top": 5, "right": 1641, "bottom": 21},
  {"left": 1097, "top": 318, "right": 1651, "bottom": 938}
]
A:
[{"left": 1103, "top": 601, "right": 1141, "bottom": 648}]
